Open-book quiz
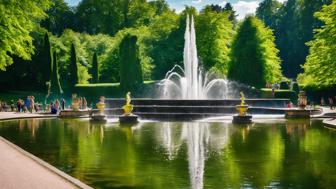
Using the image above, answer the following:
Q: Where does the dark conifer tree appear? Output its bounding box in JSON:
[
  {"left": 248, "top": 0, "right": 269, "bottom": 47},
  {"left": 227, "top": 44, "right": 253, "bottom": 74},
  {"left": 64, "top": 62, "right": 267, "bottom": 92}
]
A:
[
  {"left": 42, "top": 33, "right": 52, "bottom": 85},
  {"left": 70, "top": 43, "right": 79, "bottom": 88},
  {"left": 119, "top": 34, "right": 143, "bottom": 91},
  {"left": 228, "top": 16, "right": 282, "bottom": 88},
  {"left": 92, "top": 52, "right": 99, "bottom": 83},
  {"left": 50, "top": 51, "right": 63, "bottom": 95},
  {"left": 223, "top": 3, "right": 237, "bottom": 25}
]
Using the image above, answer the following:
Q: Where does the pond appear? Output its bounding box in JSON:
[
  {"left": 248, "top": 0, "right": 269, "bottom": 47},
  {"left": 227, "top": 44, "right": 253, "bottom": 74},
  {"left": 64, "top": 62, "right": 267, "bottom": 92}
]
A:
[{"left": 0, "top": 119, "right": 336, "bottom": 189}]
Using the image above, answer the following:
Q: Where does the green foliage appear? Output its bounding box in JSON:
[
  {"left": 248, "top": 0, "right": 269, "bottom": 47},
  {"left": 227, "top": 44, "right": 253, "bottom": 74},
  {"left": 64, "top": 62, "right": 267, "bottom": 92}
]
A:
[
  {"left": 0, "top": 0, "right": 51, "bottom": 70},
  {"left": 228, "top": 16, "right": 282, "bottom": 88},
  {"left": 127, "top": 0, "right": 156, "bottom": 27},
  {"left": 299, "top": 1, "right": 336, "bottom": 88},
  {"left": 91, "top": 53, "right": 99, "bottom": 83},
  {"left": 119, "top": 34, "right": 143, "bottom": 91},
  {"left": 50, "top": 51, "right": 63, "bottom": 95},
  {"left": 196, "top": 8, "right": 234, "bottom": 75},
  {"left": 145, "top": 10, "right": 182, "bottom": 79}
]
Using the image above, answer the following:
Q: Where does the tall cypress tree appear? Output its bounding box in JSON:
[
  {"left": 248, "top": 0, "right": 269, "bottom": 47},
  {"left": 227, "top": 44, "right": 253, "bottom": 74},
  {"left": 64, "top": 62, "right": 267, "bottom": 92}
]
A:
[
  {"left": 228, "top": 16, "right": 282, "bottom": 88},
  {"left": 70, "top": 43, "right": 78, "bottom": 88},
  {"left": 119, "top": 34, "right": 143, "bottom": 91},
  {"left": 42, "top": 33, "right": 52, "bottom": 85},
  {"left": 50, "top": 51, "right": 63, "bottom": 95},
  {"left": 92, "top": 52, "right": 99, "bottom": 83}
]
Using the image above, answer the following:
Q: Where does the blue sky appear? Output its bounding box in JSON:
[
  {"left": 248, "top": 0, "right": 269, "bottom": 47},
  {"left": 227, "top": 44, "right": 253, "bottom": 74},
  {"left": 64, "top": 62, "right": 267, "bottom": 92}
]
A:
[{"left": 65, "top": 0, "right": 285, "bottom": 20}]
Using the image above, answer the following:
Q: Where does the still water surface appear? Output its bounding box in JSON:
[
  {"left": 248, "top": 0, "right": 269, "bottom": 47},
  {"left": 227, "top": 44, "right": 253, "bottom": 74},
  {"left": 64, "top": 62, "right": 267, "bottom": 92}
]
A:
[{"left": 0, "top": 119, "right": 336, "bottom": 189}]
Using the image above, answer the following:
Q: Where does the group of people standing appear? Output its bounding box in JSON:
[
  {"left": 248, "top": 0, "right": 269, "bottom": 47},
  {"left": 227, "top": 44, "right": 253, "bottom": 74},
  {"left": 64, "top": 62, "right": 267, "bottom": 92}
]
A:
[
  {"left": 16, "top": 96, "right": 41, "bottom": 113},
  {"left": 49, "top": 99, "right": 66, "bottom": 114}
]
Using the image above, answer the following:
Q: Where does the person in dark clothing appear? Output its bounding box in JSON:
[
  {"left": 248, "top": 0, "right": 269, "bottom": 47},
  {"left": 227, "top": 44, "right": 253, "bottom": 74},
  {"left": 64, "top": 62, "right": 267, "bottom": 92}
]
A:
[
  {"left": 329, "top": 98, "right": 334, "bottom": 110},
  {"left": 61, "top": 99, "right": 66, "bottom": 110}
]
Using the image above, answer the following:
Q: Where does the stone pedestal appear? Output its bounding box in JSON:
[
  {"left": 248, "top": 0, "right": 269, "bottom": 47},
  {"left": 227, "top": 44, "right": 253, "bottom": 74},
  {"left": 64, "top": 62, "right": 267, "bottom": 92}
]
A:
[
  {"left": 233, "top": 115, "right": 253, "bottom": 124},
  {"left": 285, "top": 109, "right": 311, "bottom": 119},
  {"left": 119, "top": 115, "right": 138, "bottom": 124},
  {"left": 90, "top": 114, "right": 107, "bottom": 122},
  {"left": 59, "top": 110, "right": 90, "bottom": 118}
]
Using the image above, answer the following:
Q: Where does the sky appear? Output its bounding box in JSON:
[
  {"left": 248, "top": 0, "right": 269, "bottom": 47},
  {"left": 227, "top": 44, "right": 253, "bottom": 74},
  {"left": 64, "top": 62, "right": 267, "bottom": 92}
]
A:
[{"left": 65, "top": 0, "right": 286, "bottom": 20}]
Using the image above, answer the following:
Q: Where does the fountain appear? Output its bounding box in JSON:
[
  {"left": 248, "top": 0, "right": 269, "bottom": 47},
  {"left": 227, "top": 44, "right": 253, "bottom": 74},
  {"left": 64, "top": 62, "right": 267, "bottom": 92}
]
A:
[
  {"left": 159, "top": 15, "right": 230, "bottom": 99},
  {"left": 91, "top": 96, "right": 107, "bottom": 122},
  {"left": 119, "top": 92, "right": 139, "bottom": 124},
  {"left": 285, "top": 91, "right": 311, "bottom": 118},
  {"left": 104, "top": 15, "right": 292, "bottom": 120},
  {"left": 232, "top": 92, "right": 253, "bottom": 124}
]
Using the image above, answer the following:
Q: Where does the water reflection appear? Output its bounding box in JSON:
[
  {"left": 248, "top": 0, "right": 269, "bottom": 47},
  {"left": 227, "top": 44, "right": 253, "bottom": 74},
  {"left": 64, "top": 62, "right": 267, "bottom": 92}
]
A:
[{"left": 1, "top": 119, "right": 336, "bottom": 189}]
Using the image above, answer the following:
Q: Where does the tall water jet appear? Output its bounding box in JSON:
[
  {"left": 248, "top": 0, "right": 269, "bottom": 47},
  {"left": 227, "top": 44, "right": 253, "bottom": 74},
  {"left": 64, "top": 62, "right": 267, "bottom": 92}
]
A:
[{"left": 159, "top": 15, "right": 230, "bottom": 99}]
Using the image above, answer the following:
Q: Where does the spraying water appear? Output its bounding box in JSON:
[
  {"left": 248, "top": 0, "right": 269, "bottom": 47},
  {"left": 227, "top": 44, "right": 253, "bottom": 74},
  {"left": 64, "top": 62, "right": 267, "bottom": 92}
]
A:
[{"left": 159, "top": 15, "right": 230, "bottom": 99}]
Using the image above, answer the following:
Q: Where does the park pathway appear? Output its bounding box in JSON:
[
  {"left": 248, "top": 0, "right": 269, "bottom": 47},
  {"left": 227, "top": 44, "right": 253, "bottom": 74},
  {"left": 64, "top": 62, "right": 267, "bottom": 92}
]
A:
[
  {"left": 0, "top": 112, "right": 57, "bottom": 121},
  {"left": 0, "top": 137, "right": 92, "bottom": 189}
]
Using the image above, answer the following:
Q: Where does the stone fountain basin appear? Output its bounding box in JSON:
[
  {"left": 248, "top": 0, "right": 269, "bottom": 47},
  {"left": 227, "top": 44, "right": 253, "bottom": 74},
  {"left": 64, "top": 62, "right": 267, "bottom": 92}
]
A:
[{"left": 90, "top": 98, "right": 293, "bottom": 121}]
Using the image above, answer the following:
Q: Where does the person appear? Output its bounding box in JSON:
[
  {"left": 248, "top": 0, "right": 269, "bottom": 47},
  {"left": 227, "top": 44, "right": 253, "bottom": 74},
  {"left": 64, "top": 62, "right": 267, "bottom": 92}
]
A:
[
  {"left": 30, "top": 96, "right": 35, "bottom": 113},
  {"left": 329, "top": 97, "right": 334, "bottom": 110},
  {"left": 61, "top": 99, "right": 66, "bottom": 110},
  {"left": 79, "top": 97, "right": 83, "bottom": 109},
  {"left": 83, "top": 97, "right": 87, "bottom": 110},
  {"left": 55, "top": 99, "right": 60, "bottom": 111},
  {"left": 17, "top": 99, "right": 23, "bottom": 112},
  {"left": 321, "top": 97, "right": 325, "bottom": 106},
  {"left": 50, "top": 102, "right": 57, "bottom": 114},
  {"left": 10, "top": 100, "right": 15, "bottom": 112},
  {"left": 24, "top": 96, "right": 30, "bottom": 113}
]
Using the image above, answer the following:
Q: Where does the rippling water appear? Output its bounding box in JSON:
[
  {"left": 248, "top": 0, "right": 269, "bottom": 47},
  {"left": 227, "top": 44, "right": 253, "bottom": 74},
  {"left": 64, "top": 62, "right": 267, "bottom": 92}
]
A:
[{"left": 1, "top": 118, "right": 336, "bottom": 189}]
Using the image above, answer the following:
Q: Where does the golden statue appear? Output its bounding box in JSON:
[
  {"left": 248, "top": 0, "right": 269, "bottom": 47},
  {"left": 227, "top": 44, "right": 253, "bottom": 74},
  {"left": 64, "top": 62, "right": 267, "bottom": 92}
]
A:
[
  {"left": 96, "top": 96, "right": 105, "bottom": 115},
  {"left": 126, "top": 92, "right": 131, "bottom": 105},
  {"left": 123, "top": 92, "right": 134, "bottom": 116},
  {"left": 240, "top": 92, "right": 246, "bottom": 106},
  {"left": 236, "top": 91, "right": 248, "bottom": 116}
]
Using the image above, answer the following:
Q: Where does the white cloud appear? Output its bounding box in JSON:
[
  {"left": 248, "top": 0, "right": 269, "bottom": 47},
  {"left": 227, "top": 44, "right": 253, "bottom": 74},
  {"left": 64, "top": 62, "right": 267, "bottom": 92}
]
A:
[{"left": 232, "top": 1, "right": 260, "bottom": 20}]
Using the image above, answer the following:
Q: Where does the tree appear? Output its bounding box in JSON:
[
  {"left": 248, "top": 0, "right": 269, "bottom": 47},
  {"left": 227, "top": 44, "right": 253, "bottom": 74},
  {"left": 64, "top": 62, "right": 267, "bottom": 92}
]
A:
[
  {"left": 223, "top": 3, "right": 237, "bottom": 25},
  {"left": 41, "top": 0, "right": 75, "bottom": 35},
  {"left": 228, "top": 16, "right": 282, "bottom": 88},
  {"left": 70, "top": 44, "right": 79, "bottom": 88},
  {"left": 256, "top": 0, "right": 281, "bottom": 29},
  {"left": 149, "top": 0, "right": 169, "bottom": 15},
  {"left": 299, "top": 1, "right": 336, "bottom": 87},
  {"left": 41, "top": 33, "right": 53, "bottom": 85},
  {"left": 91, "top": 52, "right": 99, "bottom": 83},
  {"left": 127, "top": 0, "right": 156, "bottom": 27},
  {"left": 0, "top": 0, "right": 51, "bottom": 70},
  {"left": 50, "top": 51, "right": 63, "bottom": 95},
  {"left": 196, "top": 8, "right": 234, "bottom": 75},
  {"left": 119, "top": 34, "right": 143, "bottom": 91},
  {"left": 256, "top": 0, "right": 331, "bottom": 78}
]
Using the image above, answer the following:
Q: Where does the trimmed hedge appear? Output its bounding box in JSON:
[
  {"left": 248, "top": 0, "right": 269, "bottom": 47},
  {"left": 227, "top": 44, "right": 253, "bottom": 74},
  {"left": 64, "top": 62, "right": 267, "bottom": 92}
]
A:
[
  {"left": 74, "top": 81, "right": 158, "bottom": 102},
  {"left": 260, "top": 88, "right": 297, "bottom": 102},
  {"left": 302, "top": 85, "right": 336, "bottom": 103},
  {"left": 280, "top": 81, "right": 290, "bottom": 89}
]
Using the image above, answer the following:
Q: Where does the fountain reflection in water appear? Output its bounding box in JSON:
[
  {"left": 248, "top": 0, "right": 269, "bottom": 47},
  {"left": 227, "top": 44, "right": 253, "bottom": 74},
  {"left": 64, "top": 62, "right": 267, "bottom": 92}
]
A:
[
  {"left": 159, "top": 15, "right": 230, "bottom": 99},
  {"left": 157, "top": 122, "right": 231, "bottom": 189}
]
